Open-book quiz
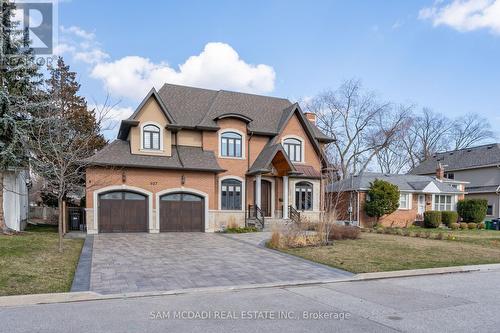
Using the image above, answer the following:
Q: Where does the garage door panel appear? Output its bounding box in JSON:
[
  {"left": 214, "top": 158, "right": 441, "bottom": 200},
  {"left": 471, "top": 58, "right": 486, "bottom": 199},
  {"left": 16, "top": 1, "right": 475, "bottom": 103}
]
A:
[
  {"left": 160, "top": 193, "right": 204, "bottom": 232},
  {"left": 98, "top": 191, "right": 148, "bottom": 233}
]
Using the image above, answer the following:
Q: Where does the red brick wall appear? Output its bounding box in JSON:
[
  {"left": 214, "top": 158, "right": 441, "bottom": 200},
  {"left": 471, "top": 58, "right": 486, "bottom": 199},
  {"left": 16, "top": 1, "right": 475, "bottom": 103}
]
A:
[{"left": 86, "top": 167, "right": 217, "bottom": 209}]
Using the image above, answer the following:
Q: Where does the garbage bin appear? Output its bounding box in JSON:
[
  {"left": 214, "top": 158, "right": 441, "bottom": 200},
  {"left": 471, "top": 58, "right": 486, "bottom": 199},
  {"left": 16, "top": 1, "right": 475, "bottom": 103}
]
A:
[
  {"left": 69, "top": 210, "right": 81, "bottom": 230},
  {"left": 485, "top": 220, "right": 492, "bottom": 230},
  {"left": 491, "top": 219, "right": 500, "bottom": 231}
]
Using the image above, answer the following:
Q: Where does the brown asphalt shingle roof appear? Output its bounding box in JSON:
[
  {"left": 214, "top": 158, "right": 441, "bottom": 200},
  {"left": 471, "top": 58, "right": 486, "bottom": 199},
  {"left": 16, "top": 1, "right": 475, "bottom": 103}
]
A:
[
  {"left": 156, "top": 83, "right": 332, "bottom": 141},
  {"left": 84, "top": 140, "right": 224, "bottom": 173},
  {"left": 410, "top": 143, "right": 500, "bottom": 174}
]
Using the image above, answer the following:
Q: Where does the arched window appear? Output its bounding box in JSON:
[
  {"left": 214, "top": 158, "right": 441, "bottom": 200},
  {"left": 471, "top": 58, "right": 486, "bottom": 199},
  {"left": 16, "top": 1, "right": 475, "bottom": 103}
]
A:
[
  {"left": 295, "top": 182, "right": 313, "bottom": 211},
  {"left": 221, "top": 131, "right": 242, "bottom": 157},
  {"left": 221, "top": 179, "right": 242, "bottom": 210},
  {"left": 143, "top": 124, "right": 160, "bottom": 150},
  {"left": 283, "top": 138, "right": 302, "bottom": 162}
]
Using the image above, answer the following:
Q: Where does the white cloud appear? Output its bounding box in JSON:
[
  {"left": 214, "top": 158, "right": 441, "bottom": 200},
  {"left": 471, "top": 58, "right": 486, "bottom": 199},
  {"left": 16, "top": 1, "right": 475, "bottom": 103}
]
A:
[
  {"left": 60, "top": 25, "right": 95, "bottom": 40},
  {"left": 419, "top": 0, "right": 500, "bottom": 35},
  {"left": 90, "top": 42, "right": 276, "bottom": 101},
  {"left": 56, "top": 25, "right": 109, "bottom": 64}
]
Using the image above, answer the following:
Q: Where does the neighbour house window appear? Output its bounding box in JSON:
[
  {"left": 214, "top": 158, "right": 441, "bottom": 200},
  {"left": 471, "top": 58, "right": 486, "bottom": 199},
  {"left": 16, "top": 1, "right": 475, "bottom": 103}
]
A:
[
  {"left": 221, "top": 179, "right": 242, "bottom": 210},
  {"left": 434, "top": 195, "right": 453, "bottom": 211},
  {"left": 143, "top": 124, "right": 160, "bottom": 150},
  {"left": 487, "top": 205, "right": 493, "bottom": 215},
  {"left": 295, "top": 182, "right": 313, "bottom": 211},
  {"left": 221, "top": 132, "right": 242, "bottom": 157},
  {"left": 399, "top": 193, "right": 410, "bottom": 209},
  {"left": 283, "top": 138, "right": 302, "bottom": 162},
  {"left": 444, "top": 172, "right": 455, "bottom": 180}
]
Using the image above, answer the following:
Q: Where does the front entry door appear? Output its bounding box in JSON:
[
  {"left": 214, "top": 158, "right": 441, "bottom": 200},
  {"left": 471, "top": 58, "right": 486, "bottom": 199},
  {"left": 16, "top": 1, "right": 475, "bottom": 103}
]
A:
[
  {"left": 260, "top": 180, "right": 272, "bottom": 217},
  {"left": 417, "top": 194, "right": 425, "bottom": 220}
]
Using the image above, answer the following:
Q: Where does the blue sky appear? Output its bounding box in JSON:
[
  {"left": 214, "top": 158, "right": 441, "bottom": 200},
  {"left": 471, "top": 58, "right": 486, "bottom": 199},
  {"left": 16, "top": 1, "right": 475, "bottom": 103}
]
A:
[{"left": 54, "top": 0, "right": 500, "bottom": 138}]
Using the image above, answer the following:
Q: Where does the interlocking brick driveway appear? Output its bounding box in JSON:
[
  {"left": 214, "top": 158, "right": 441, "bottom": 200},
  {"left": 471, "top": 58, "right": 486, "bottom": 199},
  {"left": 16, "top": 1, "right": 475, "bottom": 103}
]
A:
[{"left": 90, "top": 232, "right": 352, "bottom": 294}]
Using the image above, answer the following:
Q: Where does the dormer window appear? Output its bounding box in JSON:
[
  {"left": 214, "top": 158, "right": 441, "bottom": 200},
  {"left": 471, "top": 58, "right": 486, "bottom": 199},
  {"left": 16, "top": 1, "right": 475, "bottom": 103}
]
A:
[
  {"left": 143, "top": 124, "right": 160, "bottom": 150},
  {"left": 221, "top": 131, "right": 242, "bottom": 158},
  {"left": 283, "top": 137, "right": 303, "bottom": 162}
]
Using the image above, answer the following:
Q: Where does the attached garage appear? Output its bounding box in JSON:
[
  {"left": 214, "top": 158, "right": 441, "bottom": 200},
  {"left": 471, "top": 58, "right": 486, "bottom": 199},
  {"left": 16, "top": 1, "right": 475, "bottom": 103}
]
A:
[
  {"left": 98, "top": 191, "right": 148, "bottom": 233},
  {"left": 159, "top": 193, "right": 204, "bottom": 232}
]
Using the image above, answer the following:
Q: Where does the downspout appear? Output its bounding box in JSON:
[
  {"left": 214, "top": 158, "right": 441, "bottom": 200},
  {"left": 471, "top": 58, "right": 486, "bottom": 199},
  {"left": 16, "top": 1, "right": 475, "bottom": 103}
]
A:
[
  {"left": 246, "top": 130, "right": 254, "bottom": 226},
  {"left": 497, "top": 165, "right": 500, "bottom": 218},
  {"left": 356, "top": 190, "right": 360, "bottom": 227}
]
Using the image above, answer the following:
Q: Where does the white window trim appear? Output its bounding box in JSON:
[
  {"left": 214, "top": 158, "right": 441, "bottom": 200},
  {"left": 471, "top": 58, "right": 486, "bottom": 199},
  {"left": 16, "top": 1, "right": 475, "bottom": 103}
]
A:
[
  {"left": 398, "top": 192, "right": 412, "bottom": 210},
  {"left": 218, "top": 128, "right": 245, "bottom": 159},
  {"left": 281, "top": 135, "right": 305, "bottom": 163},
  {"left": 218, "top": 175, "right": 245, "bottom": 211},
  {"left": 432, "top": 194, "right": 456, "bottom": 211},
  {"left": 140, "top": 121, "right": 164, "bottom": 152}
]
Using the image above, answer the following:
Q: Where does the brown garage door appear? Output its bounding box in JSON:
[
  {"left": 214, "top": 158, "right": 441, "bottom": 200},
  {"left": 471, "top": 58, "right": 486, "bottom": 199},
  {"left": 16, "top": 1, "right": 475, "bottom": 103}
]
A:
[
  {"left": 160, "top": 193, "right": 204, "bottom": 232},
  {"left": 98, "top": 191, "right": 148, "bottom": 233}
]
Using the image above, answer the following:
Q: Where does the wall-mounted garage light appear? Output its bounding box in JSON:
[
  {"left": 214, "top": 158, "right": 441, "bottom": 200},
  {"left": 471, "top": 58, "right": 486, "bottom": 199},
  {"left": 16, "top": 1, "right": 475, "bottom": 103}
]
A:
[
  {"left": 122, "top": 171, "right": 126, "bottom": 183},
  {"left": 181, "top": 174, "right": 186, "bottom": 185}
]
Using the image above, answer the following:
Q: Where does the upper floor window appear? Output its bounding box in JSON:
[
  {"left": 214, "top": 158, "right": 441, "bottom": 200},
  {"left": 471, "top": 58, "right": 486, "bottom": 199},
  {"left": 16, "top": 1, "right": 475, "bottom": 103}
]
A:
[
  {"left": 221, "top": 131, "right": 242, "bottom": 157},
  {"left": 221, "top": 179, "right": 242, "bottom": 210},
  {"left": 295, "top": 181, "right": 313, "bottom": 211},
  {"left": 283, "top": 138, "right": 302, "bottom": 162},
  {"left": 143, "top": 124, "right": 160, "bottom": 150}
]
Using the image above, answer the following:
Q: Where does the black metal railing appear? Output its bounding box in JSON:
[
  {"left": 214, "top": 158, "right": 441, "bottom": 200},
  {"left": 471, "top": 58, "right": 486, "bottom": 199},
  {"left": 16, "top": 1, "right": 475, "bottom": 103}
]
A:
[
  {"left": 248, "top": 204, "right": 265, "bottom": 229},
  {"left": 289, "top": 205, "right": 301, "bottom": 224}
]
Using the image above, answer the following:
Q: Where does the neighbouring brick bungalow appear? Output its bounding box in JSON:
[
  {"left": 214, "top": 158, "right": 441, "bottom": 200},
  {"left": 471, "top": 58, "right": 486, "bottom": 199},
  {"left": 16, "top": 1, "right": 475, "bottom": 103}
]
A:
[
  {"left": 326, "top": 170, "right": 467, "bottom": 228},
  {"left": 84, "top": 84, "right": 334, "bottom": 234}
]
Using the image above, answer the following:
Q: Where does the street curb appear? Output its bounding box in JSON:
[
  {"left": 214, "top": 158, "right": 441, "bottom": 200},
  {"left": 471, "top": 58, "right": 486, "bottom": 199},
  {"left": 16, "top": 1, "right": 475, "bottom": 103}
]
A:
[{"left": 2, "top": 262, "right": 500, "bottom": 308}]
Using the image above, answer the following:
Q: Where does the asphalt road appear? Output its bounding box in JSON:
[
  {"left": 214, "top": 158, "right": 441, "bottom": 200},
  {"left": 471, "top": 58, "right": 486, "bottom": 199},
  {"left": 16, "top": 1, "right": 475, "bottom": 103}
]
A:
[{"left": 1, "top": 269, "right": 500, "bottom": 333}]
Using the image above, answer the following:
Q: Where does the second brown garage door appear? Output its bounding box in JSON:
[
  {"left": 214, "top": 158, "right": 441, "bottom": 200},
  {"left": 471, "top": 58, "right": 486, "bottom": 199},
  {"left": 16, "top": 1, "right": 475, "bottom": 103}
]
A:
[{"left": 159, "top": 193, "right": 204, "bottom": 232}]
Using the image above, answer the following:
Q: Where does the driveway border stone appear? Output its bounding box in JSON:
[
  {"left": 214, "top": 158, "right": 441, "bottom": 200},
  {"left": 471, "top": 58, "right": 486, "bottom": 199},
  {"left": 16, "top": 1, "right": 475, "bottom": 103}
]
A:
[{"left": 71, "top": 235, "right": 93, "bottom": 292}]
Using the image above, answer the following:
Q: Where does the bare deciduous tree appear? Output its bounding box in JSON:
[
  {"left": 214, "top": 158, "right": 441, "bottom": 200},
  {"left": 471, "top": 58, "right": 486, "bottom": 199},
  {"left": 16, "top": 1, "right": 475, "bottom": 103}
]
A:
[
  {"left": 28, "top": 102, "right": 112, "bottom": 251},
  {"left": 451, "top": 113, "right": 495, "bottom": 150},
  {"left": 307, "top": 79, "right": 411, "bottom": 178}
]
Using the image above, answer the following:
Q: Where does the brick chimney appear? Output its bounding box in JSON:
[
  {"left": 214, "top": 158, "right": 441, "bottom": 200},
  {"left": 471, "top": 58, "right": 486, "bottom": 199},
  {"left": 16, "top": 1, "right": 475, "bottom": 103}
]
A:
[
  {"left": 436, "top": 163, "right": 444, "bottom": 180},
  {"left": 304, "top": 112, "right": 317, "bottom": 125}
]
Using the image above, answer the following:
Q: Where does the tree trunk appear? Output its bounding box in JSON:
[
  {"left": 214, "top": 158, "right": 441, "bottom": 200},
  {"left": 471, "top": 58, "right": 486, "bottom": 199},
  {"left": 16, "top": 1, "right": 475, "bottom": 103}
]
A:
[
  {"left": 0, "top": 172, "right": 6, "bottom": 232},
  {"left": 58, "top": 197, "right": 64, "bottom": 253}
]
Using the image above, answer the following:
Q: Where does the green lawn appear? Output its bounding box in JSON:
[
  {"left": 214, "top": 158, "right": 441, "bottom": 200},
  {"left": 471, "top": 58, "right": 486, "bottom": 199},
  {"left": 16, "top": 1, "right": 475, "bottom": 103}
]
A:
[
  {"left": 0, "top": 225, "right": 84, "bottom": 296},
  {"left": 279, "top": 231, "right": 500, "bottom": 274}
]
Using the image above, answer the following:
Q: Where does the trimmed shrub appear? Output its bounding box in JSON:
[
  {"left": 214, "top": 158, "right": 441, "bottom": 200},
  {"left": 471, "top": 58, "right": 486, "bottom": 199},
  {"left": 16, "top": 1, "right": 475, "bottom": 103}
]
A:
[
  {"left": 467, "top": 222, "right": 477, "bottom": 230},
  {"left": 450, "top": 223, "right": 460, "bottom": 230},
  {"left": 225, "top": 226, "right": 258, "bottom": 233},
  {"left": 424, "top": 211, "right": 442, "bottom": 228},
  {"left": 459, "top": 222, "right": 468, "bottom": 229},
  {"left": 441, "top": 211, "right": 459, "bottom": 226},
  {"left": 478, "top": 222, "right": 486, "bottom": 230},
  {"left": 457, "top": 199, "right": 488, "bottom": 223}
]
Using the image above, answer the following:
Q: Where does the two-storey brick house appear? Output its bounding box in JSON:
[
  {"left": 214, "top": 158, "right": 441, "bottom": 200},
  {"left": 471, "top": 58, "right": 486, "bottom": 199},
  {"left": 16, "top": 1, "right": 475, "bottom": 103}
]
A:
[{"left": 84, "top": 84, "right": 333, "bottom": 234}]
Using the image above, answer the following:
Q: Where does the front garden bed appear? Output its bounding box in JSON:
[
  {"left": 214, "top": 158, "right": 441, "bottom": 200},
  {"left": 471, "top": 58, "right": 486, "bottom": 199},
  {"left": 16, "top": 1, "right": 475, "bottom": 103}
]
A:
[{"left": 267, "top": 224, "right": 500, "bottom": 273}]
